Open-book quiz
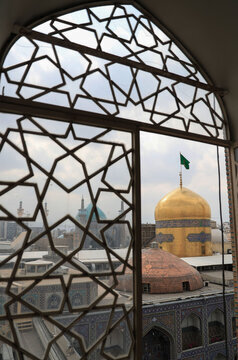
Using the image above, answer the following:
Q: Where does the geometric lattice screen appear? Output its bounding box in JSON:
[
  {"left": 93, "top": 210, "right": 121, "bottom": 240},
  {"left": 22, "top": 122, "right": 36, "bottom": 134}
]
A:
[
  {"left": 0, "top": 2, "right": 229, "bottom": 360},
  {"left": 0, "top": 3, "right": 227, "bottom": 140},
  {"left": 0, "top": 114, "right": 134, "bottom": 359}
]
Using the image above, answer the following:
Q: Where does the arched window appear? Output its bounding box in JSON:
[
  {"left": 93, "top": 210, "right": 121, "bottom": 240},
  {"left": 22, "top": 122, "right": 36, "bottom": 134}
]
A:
[
  {"left": 0, "top": 2, "right": 228, "bottom": 359},
  {"left": 142, "top": 327, "right": 171, "bottom": 360},
  {"left": 181, "top": 313, "right": 202, "bottom": 350},
  {"left": 208, "top": 309, "right": 225, "bottom": 344}
]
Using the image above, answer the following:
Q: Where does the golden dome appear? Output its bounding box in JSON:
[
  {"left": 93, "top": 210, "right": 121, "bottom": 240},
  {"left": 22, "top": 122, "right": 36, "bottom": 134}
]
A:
[{"left": 155, "top": 187, "right": 211, "bottom": 221}]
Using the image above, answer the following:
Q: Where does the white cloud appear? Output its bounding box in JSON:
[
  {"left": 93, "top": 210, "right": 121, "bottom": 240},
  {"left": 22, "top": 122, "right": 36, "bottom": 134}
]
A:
[{"left": 140, "top": 132, "right": 229, "bottom": 224}]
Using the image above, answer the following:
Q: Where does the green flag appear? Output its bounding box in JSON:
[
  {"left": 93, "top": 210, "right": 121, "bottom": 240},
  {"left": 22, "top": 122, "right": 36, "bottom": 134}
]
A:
[{"left": 180, "top": 153, "right": 190, "bottom": 169}]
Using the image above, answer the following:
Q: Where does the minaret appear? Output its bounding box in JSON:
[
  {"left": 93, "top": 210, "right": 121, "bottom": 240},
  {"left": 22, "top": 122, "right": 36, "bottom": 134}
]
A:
[
  {"left": 81, "top": 196, "right": 85, "bottom": 210},
  {"left": 44, "top": 202, "right": 49, "bottom": 217},
  {"left": 17, "top": 201, "right": 24, "bottom": 217},
  {"left": 119, "top": 200, "right": 124, "bottom": 215},
  {"left": 79, "top": 196, "right": 87, "bottom": 225},
  {"left": 74, "top": 196, "right": 87, "bottom": 249}
]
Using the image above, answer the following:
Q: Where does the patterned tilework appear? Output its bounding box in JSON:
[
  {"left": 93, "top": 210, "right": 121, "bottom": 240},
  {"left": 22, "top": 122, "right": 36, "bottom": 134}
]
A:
[
  {"left": 142, "top": 293, "right": 235, "bottom": 360},
  {"left": 75, "top": 323, "right": 89, "bottom": 347},
  {"left": 203, "top": 300, "right": 209, "bottom": 349},
  {"left": 143, "top": 309, "right": 176, "bottom": 338},
  {"left": 187, "top": 232, "right": 211, "bottom": 243},
  {"left": 181, "top": 351, "right": 204, "bottom": 360},
  {"left": 54, "top": 293, "right": 235, "bottom": 360},
  {"left": 207, "top": 342, "right": 227, "bottom": 359},
  {"left": 181, "top": 307, "right": 202, "bottom": 322},
  {"left": 96, "top": 321, "right": 108, "bottom": 338},
  {"left": 156, "top": 219, "right": 211, "bottom": 229},
  {"left": 156, "top": 232, "right": 174, "bottom": 243},
  {"left": 176, "top": 309, "right": 182, "bottom": 354}
]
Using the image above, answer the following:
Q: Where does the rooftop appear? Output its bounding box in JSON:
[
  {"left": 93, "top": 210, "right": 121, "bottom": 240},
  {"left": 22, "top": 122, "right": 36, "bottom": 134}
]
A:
[
  {"left": 141, "top": 281, "right": 234, "bottom": 305},
  {"left": 181, "top": 254, "right": 232, "bottom": 268}
]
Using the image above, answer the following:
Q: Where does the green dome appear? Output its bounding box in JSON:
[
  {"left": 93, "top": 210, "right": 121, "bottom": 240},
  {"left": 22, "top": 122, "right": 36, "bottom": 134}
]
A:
[{"left": 76, "top": 203, "right": 106, "bottom": 222}]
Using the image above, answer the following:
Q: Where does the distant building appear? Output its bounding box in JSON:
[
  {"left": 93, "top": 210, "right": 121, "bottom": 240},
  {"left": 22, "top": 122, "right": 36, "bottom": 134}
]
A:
[
  {"left": 74, "top": 198, "right": 129, "bottom": 249},
  {"left": 0, "top": 259, "right": 97, "bottom": 317},
  {"left": 0, "top": 245, "right": 236, "bottom": 359},
  {"left": 211, "top": 228, "right": 232, "bottom": 254},
  {"left": 115, "top": 243, "right": 236, "bottom": 359},
  {"left": 6, "top": 221, "right": 18, "bottom": 241},
  {"left": 0, "top": 187, "right": 236, "bottom": 359},
  {"left": 0, "top": 221, "right": 6, "bottom": 240},
  {"left": 141, "top": 223, "right": 156, "bottom": 248},
  {"left": 0, "top": 220, "right": 24, "bottom": 241}
]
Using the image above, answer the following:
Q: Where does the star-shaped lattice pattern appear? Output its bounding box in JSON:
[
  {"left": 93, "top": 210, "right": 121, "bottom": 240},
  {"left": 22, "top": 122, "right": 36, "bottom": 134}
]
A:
[
  {"left": 0, "top": 113, "right": 134, "bottom": 359},
  {"left": 1, "top": 3, "right": 227, "bottom": 139},
  {"left": 0, "top": 2, "right": 229, "bottom": 359}
]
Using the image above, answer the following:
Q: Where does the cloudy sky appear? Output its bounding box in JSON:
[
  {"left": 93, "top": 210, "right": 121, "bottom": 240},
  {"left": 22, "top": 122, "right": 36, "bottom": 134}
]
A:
[
  {"left": 0, "top": 4, "right": 229, "bottom": 229},
  {"left": 0, "top": 118, "right": 229, "bottom": 231},
  {"left": 140, "top": 132, "right": 228, "bottom": 225}
]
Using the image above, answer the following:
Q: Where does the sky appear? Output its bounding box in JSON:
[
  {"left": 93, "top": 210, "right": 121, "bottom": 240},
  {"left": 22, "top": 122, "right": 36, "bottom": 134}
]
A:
[
  {"left": 0, "top": 4, "right": 229, "bottom": 229},
  {"left": 140, "top": 132, "right": 229, "bottom": 225},
  {"left": 0, "top": 119, "right": 229, "bottom": 230}
]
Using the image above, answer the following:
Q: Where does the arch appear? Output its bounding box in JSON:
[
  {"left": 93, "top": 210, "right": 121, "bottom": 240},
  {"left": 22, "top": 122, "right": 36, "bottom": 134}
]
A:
[
  {"left": 47, "top": 294, "right": 61, "bottom": 310},
  {"left": 208, "top": 308, "right": 225, "bottom": 344},
  {"left": 142, "top": 325, "right": 175, "bottom": 360},
  {"left": 181, "top": 312, "right": 202, "bottom": 350},
  {"left": 0, "top": 2, "right": 227, "bottom": 141}
]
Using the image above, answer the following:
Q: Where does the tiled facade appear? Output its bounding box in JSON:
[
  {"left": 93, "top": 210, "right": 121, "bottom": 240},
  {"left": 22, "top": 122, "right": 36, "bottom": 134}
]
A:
[
  {"left": 55, "top": 292, "right": 236, "bottom": 359},
  {"left": 142, "top": 293, "right": 236, "bottom": 359}
]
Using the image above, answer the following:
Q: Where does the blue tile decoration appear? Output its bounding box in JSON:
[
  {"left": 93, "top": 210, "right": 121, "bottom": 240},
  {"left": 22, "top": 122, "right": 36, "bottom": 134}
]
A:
[
  {"left": 156, "top": 232, "right": 174, "bottom": 243},
  {"left": 187, "top": 232, "right": 211, "bottom": 243},
  {"left": 156, "top": 219, "right": 211, "bottom": 229}
]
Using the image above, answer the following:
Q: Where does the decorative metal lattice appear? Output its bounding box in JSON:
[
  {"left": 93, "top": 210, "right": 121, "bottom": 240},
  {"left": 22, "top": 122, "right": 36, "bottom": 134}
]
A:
[
  {"left": 0, "top": 113, "right": 134, "bottom": 359},
  {"left": 0, "top": 3, "right": 226, "bottom": 139},
  {"left": 0, "top": 2, "right": 230, "bottom": 359}
]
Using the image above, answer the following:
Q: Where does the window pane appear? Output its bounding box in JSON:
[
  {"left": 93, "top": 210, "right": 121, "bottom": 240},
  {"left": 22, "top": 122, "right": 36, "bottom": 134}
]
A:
[{"left": 0, "top": 113, "right": 135, "bottom": 359}]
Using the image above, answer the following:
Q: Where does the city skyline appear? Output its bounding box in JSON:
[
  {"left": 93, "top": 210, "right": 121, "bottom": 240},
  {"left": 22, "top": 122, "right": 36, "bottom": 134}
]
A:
[{"left": 0, "top": 129, "right": 229, "bottom": 229}]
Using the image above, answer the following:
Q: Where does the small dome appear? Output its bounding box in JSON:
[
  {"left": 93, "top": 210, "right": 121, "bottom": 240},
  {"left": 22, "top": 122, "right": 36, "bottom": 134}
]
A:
[
  {"left": 117, "top": 247, "right": 203, "bottom": 294},
  {"left": 155, "top": 187, "right": 210, "bottom": 220}
]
